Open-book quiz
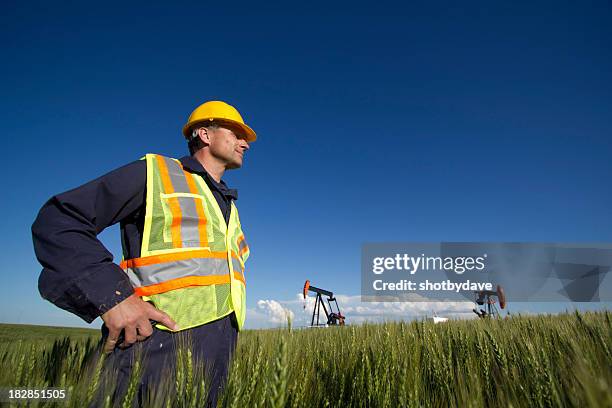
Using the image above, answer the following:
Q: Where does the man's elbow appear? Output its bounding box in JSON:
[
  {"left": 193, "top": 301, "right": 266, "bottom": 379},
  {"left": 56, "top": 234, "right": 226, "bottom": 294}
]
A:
[
  {"left": 32, "top": 195, "right": 51, "bottom": 230},
  {"left": 32, "top": 198, "right": 59, "bottom": 297},
  {"left": 31, "top": 196, "right": 58, "bottom": 248},
  {"left": 31, "top": 209, "right": 44, "bottom": 241}
]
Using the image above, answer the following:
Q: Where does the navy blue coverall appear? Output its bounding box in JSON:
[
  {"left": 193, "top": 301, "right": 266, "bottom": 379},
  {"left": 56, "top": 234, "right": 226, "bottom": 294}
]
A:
[{"left": 31, "top": 155, "right": 240, "bottom": 406}]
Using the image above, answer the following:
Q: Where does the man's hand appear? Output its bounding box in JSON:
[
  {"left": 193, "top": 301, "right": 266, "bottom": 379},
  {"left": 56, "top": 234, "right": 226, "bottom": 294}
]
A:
[{"left": 101, "top": 294, "right": 179, "bottom": 353}]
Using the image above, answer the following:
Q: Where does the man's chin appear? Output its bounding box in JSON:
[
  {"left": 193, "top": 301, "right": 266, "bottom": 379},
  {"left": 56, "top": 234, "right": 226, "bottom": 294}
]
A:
[{"left": 227, "top": 161, "right": 242, "bottom": 170}]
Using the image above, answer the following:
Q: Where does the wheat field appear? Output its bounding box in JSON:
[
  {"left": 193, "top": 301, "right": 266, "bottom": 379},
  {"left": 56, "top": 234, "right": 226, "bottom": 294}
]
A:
[{"left": 1, "top": 311, "right": 610, "bottom": 407}]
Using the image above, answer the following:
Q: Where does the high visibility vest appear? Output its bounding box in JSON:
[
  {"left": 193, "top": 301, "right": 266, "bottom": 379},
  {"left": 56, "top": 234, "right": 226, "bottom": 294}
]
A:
[{"left": 120, "top": 153, "right": 249, "bottom": 331}]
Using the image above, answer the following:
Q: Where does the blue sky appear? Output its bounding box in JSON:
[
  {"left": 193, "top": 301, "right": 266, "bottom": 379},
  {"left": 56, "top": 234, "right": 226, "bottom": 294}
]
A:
[{"left": 1, "top": 1, "right": 611, "bottom": 329}]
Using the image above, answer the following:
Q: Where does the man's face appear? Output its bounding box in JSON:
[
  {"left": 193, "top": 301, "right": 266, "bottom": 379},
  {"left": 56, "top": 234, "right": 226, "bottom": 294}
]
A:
[{"left": 205, "top": 125, "right": 250, "bottom": 169}]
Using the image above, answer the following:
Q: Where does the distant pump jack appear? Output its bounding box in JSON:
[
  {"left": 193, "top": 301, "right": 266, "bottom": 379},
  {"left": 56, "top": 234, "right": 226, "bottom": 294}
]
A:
[
  {"left": 473, "top": 284, "right": 507, "bottom": 319},
  {"left": 303, "top": 280, "right": 346, "bottom": 327}
]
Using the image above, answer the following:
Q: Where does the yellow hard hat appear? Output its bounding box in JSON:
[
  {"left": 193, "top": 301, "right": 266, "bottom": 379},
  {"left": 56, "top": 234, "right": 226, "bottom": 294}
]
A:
[{"left": 182, "top": 100, "right": 257, "bottom": 142}]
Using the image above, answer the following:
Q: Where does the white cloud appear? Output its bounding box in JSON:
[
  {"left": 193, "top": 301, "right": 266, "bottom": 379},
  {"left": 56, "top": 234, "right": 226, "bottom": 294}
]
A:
[{"left": 254, "top": 299, "right": 295, "bottom": 325}]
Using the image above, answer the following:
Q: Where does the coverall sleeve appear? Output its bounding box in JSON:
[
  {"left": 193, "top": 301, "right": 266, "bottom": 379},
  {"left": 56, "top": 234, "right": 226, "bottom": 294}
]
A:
[{"left": 31, "top": 159, "right": 147, "bottom": 323}]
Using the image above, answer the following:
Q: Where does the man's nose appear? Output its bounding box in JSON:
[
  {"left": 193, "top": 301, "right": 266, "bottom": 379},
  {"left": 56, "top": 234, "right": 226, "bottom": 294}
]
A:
[{"left": 240, "top": 139, "right": 250, "bottom": 151}]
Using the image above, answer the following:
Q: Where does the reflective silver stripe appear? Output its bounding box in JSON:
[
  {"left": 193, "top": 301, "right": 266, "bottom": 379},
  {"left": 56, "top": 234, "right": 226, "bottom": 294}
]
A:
[
  {"left": 163, "top": 157, "right": 190, "bottom": 192},
  {"left": 125, "top": 269, "right": 142, "bottom": 288},
  {"left": 126, "top": 257, "right": 231, "bottom": 287},
  {"left": 177, "top": 196, "right": 200, "bottom": 246},
  {"left": 232, "top": 257, "right": 243, "bottom": 273},
  {"left": 162, "top": 156, "right": 203, "bottom": 247}
]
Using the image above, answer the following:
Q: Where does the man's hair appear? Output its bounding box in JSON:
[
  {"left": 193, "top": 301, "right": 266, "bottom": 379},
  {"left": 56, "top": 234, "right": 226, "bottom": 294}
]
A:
[{"left": 187, "top": 121, "right": 220, "bottom": 155}]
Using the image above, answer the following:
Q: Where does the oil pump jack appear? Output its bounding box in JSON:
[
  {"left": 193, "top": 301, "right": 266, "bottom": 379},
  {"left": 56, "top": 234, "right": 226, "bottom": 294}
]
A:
[
  {"left": 303, "top": 280, "right": 346, "bottom": 326},
  {"left": 473, "top": 284, "right": 507, "bottom": 318}
]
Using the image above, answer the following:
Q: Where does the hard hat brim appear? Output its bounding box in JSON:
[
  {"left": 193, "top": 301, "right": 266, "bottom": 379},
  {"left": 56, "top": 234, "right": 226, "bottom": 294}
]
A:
[{"left": 182, "top": 118, "right": 257, "bottom": 143}]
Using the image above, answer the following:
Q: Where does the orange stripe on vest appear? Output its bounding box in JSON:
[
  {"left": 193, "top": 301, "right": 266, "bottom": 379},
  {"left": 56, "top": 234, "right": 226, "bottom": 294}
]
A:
[{"left": 156, "top": 155, "right": 183, "bottom": 247}]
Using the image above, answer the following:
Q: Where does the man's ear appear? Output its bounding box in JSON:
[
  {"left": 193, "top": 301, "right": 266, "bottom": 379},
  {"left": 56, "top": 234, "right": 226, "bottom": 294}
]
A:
[{"left": 197, "top": 127, "right": 212, "bottom": 145}]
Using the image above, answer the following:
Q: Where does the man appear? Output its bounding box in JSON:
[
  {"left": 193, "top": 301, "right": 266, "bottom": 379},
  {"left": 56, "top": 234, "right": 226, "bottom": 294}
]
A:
[{"left": 31, "top": 100, "right": 255, "bottom": 406}]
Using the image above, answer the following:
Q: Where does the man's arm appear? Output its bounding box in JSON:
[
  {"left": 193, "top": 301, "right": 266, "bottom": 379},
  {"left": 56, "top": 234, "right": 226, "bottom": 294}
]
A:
[
  {"left": 31, "top": 160, "right": 147, "bottom": 322},
  {"left": 32, "top": 159, "right": 178, "bottom": 351}
]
